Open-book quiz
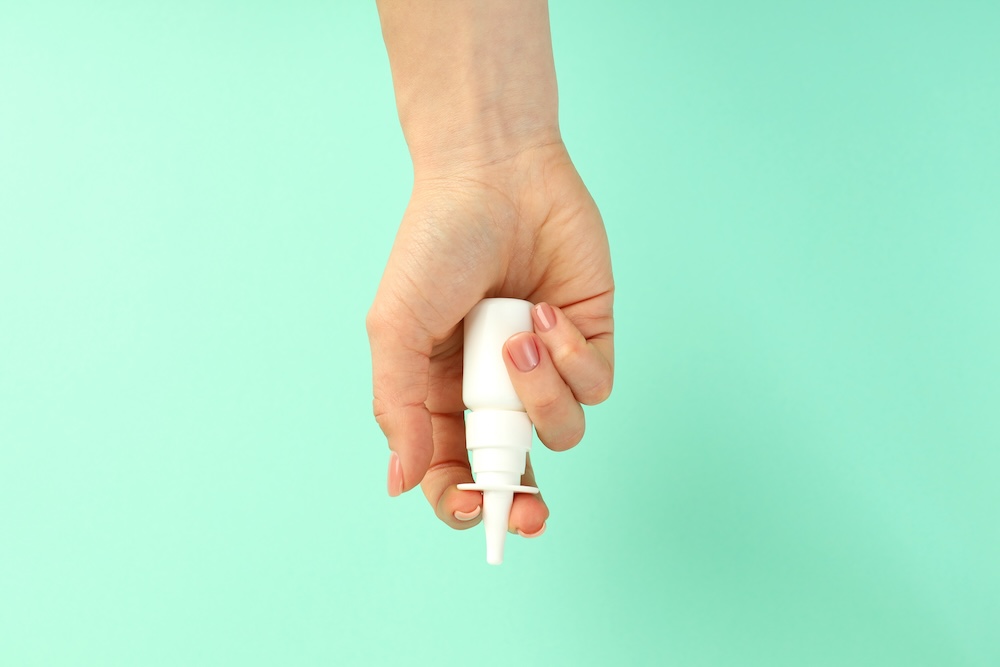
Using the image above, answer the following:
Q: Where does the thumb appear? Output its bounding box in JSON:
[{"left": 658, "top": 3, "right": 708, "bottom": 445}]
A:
[{"left": 366, "top": 304, "right": 434, "bottom": 496}]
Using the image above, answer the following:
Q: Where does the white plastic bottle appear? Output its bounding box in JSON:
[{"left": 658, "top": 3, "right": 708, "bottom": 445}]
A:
[{"left": 457, "top": 298, "right": 539, "bottom": 565}]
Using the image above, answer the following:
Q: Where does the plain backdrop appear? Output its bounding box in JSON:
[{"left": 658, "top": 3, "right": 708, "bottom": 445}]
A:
[{"left": 1, "top": 2, "right": 998, "bottom": 665}]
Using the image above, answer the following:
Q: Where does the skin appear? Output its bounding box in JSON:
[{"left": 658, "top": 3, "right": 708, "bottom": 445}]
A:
[{"left": 369, "top": 0, "right": 614, "bottom": 536}]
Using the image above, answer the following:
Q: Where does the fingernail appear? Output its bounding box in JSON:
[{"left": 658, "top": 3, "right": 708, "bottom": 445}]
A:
[
  {"left": 533, "top": 303, "right": 556, "bottom": 332},
  {"left": 453, "top": 506, "right": 482, "bottom": 521},
  {"left": 508, "top": 334, "right": 540, "bottom": 372},
  {"left": 387, "top": 451, "right": 403, "bottom": 497},
  {"left": 517, "top": 523, "right": 547, "bottom": 539}
]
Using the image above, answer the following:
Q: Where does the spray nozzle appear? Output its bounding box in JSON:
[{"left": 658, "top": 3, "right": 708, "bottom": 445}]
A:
[{"left": 457, "top": 299, "right": 538, "bottom": 565}]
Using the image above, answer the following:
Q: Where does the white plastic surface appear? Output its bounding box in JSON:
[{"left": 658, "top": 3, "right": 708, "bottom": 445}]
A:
[
  {"left": 463, "top": 298, "right": 537, "bottom": 565},
  {"left": 463, "top": 299, "right": 532, "bottom": 412}
]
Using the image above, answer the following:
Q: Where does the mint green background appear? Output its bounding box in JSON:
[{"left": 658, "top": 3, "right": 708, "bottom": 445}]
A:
[{"left": 1, "top": 2, "right": 998, "bottom": 666}]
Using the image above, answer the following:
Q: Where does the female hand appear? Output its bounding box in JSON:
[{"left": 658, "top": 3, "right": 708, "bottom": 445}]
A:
[
  {"left": 367, "top": 140, "right": 614, "bottom": 535},
  {"left": 368, "top": 0, "right": 613, "bottom": 536}
]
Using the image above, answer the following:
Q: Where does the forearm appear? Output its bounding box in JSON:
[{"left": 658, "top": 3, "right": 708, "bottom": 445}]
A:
[{"left": 376, "top": 0, "right": 561, "bottom": 174}]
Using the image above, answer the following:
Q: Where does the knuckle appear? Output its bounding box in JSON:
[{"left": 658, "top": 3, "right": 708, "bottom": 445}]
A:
[
  {"left": 571, "top": 426, "right": 586, "bottom": 448},
  {"left": 372, "top": 408, "right": 391, "bottom": 434},
  {"left": 424, "top": 459, "right": 472, "bottom": 478},
  {"left": 578, "top": 374, "right": 613, "bottom": 405},
  {"left": 551, "top": 338, "right": 587, "bottom": 367},
  {"left": 542, "top": 421, "right": 585, "bottom": 451},
  {"left": 529, "top": 389, "right": 564, "bottom": 418},
  {"left": 365, "top": 306, "right": 385, "bottom": 338},
  {"left": 560, "top": 423, "right": 586, "bottom": 449},
  {"left": 372, "top": 400, "right": 386, "bottom": 424}
]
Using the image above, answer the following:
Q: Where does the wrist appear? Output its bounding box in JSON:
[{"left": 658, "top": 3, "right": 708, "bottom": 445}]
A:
[
  {"left": 402, "top": 106, "right": 561, "bottom": 177},
  {"left": 378, "top": 0, "right": 561, "bottom": 175}
]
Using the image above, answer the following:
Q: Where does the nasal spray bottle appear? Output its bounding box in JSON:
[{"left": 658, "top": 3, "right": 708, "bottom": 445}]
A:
[{"left": 457, "top": 298, "right": 539, "bottom": 565}]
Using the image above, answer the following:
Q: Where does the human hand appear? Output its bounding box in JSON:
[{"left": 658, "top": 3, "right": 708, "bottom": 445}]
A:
[
  {"left": 369, "top": 0, "right": 613, "bottom": 537},
  {"left": 366, "top": 141, "right": 614, "bottom": 535}
]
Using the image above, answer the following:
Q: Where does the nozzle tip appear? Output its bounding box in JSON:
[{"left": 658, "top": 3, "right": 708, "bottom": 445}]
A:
[{"left": 483, "top": 489, "right": 514, "bottom": 566}]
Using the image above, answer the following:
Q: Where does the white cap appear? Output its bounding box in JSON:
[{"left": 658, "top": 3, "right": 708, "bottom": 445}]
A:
[{"left": 456, "top": 299, "right": 538, "bottom": 565}]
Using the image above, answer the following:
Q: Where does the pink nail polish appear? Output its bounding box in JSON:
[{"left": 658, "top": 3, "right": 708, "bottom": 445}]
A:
[
  {"left": 387, "top": 451, "right": 403, "bottom": 497},
  {"left": 534, "top": 303, "right": 556, "bottom": 332},
  {"left": 517, "top": 523, "right": 546, "bottom": 539},
  {"left": 508, "top": 334, "right": 540, "bottom": 372},
  {"left": 454, "top": 506, "right": 482, "bottom": 521}
]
